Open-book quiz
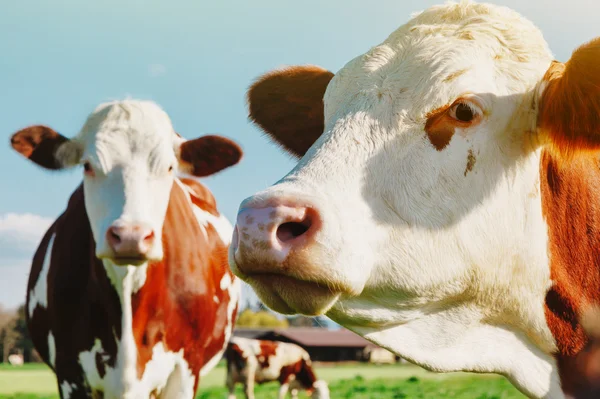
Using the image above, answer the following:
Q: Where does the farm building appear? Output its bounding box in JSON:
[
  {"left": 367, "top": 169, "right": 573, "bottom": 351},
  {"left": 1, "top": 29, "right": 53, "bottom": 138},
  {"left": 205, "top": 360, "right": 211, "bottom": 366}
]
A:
[{"left": 232, "top": 327, "right": 399, "bottom": 363}]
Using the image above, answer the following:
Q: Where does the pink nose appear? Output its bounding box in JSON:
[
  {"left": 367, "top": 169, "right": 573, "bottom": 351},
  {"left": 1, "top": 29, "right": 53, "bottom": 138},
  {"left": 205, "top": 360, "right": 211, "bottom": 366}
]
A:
[
  {"left": 106, "top": 224, "right": 155, "bottom": 259},
  {"left": 233, "top": 202, "right": 320, "bottom": 267}
]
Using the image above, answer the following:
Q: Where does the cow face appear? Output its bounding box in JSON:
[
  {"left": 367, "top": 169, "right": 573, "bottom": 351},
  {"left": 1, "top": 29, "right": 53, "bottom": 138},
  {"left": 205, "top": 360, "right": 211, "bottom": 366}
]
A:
[
  {"left": 11, "top": 100, "right": 242, "bottom": 265},
  {"left": 230, "top": 1, "right": 600, "bottom": 379}
]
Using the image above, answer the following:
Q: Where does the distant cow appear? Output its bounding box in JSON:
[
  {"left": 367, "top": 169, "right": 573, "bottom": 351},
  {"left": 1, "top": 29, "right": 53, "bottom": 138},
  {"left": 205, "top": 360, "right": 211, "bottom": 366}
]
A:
[
  {"left": 10, "top": 100, "right": 242, "bottom": 398},
  {"left": 225, "top": 337, "right": 329, "bottom": 399}
]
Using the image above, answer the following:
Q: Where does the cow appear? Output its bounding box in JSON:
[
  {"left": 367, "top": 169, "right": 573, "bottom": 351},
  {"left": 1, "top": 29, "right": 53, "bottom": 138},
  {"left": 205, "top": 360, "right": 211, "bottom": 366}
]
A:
[
  {"left": 224, "top": 337, "right": 329, "bottom": 399},
  {"left": 10, "top": 99, "right": 242, "bottom": 399},
  {"left": 228, "top": 2, "right": 600, "bottom": 398}
]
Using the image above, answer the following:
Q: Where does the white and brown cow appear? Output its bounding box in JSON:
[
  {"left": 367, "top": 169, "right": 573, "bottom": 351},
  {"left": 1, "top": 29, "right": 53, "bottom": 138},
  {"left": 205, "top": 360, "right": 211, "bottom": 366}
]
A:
[
  {"left": 224, "top": 337, "right": 329, "bottom": 399},
  {"left": 10, "top": 100, "right": 242, "bottom": 398},
  {"left": 229, "top": 2, "right": 600, "bottom": 398}
]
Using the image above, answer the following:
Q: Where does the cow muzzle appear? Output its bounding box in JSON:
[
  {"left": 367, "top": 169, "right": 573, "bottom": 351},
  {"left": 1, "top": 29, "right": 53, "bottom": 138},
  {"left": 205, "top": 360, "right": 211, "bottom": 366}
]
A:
[
  {"left": 104, "top": 223, "right": 157, "bottom": 265},
  {"left": 229, "top": 195, "right": 346, "bottom": 316}
]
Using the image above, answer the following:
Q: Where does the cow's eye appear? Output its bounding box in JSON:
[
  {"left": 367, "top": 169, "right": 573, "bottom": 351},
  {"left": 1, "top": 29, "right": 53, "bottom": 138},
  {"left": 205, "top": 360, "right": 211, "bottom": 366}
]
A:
[
  {"left": 449, "top": 102, "right": 479, "bottom": 123},
  {"left": 168, "top": 165, "right": 174, "bottom": 173},
  {"left": 83, "top": 162, "right": 95, "bottom": 176}
]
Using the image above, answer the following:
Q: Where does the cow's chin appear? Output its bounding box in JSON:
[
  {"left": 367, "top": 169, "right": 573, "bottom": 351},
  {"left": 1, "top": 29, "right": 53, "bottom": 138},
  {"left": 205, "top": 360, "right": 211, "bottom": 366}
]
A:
[{"left": 246, "top": 274, "right": 341, "bottom": 316}]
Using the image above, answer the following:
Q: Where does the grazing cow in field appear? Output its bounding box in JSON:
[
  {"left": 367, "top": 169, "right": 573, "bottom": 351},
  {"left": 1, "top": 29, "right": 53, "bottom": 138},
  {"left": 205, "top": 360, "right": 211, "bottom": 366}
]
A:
[
  {"left": 224, "top": 337, "right": 329, "bottom": 399},
  {"left": 10, "top": 100, "right": 242, "bottom": 398},
  {"left": 229, "top": 1, "right": 600, "bottom": 398}
]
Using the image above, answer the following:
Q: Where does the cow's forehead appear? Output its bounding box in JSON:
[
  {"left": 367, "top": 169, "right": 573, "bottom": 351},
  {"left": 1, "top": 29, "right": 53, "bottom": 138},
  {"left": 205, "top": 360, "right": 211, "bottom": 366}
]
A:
[
  {"left": 77, "top": 100, "right": 176, "bottom": 157},
  {"left": 326, "top": 2, "right": 552, "bottom": 113}
]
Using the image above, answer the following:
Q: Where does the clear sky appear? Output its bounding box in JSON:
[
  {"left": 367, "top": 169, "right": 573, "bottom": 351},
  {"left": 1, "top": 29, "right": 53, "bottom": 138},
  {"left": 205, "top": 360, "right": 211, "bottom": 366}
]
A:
[{"left": 0, "top": 0, "right": 598, "bottom": 310}]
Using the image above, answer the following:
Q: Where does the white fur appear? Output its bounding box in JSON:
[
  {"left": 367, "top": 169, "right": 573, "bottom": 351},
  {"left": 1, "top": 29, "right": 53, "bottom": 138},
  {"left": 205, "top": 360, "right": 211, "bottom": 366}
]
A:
[
  {"left": 78, "top": 263, "right": 198, "bottom": 398},
  {"left": 28, "top": 234, "right": 54, "bottom": 316},
  {"left": 60, "top": 381, "right": 77, "bottom": 399},
  {"left": 174, "top": 178, "right": 234, "bottom": 245},
  {"left": 200, "top": 277, "right": 239, "bottom": 378},
  {"left": 48, "top": 331, "right": 56, "bottom": 368},
  {"left": 55, "top": 100, "right": 191, "bottom": 261},
  {"left": 234, "top": 2, "right": 567, "bottom": 398}
]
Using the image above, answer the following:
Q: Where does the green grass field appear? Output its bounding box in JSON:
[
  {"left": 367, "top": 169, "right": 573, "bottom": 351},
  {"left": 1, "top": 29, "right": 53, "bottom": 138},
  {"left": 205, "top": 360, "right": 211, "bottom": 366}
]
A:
[{"left": 0, "top": 362, "right": 526, "bottom": 399}]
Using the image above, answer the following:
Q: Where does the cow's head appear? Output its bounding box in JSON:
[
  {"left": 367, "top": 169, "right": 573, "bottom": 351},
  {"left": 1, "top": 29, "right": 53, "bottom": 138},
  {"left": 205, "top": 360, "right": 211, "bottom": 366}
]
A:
[
  {"left": 231, "top": 2, "right": 600, "bottom": 396},
  {"left": 11, "top": 100, "right": 242, "bottom": 265}
]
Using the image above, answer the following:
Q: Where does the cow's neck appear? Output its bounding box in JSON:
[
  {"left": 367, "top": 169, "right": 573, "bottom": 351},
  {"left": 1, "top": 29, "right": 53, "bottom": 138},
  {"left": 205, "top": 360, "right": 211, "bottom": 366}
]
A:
[
  {"left": 103, "top": 260, "right": 149, "bottom": 395},
  {"left": 540, "top": 148, "right": 600, "bottom": 397}
]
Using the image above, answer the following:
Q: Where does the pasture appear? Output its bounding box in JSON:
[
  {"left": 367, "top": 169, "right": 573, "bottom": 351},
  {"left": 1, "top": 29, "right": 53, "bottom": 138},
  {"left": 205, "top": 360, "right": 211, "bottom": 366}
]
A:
[{"left": 0, "top": 362, "right": 525, "bottom": 398}]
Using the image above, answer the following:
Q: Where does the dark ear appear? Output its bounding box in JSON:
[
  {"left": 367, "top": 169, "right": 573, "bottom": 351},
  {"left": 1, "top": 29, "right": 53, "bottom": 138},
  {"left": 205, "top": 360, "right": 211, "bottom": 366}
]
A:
[
  {"left": 538, "top": 38, "right": 600, "bottom": 158},
  {"left": 10, "top": 125, "right": 72, "bottom": 170},
  {"left": 247, "top": 65, "right": 335, "bottom": 158},
  {"left": 178, "top": 135, "right": 243, "bottom": 177}
]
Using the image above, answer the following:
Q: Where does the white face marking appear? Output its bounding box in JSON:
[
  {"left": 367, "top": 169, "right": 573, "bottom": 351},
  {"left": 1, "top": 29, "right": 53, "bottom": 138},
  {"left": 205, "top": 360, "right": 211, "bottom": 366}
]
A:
[
  {"left": 28, "top": 234, "right": 54, "bottom": 316},
  {"left": 236, "top": 2, "right": 564, "bottom": 397},
  {"left": 54, "top": 100, "right": 189, "bottom": 262}
]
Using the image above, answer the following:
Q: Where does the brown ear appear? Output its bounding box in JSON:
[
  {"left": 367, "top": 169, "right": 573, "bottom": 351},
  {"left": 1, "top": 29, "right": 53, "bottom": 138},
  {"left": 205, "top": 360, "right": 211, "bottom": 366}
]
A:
[
  {"left": 179, "top": 135, "right": 243, "bottom": 177},
  {"left": 10, "top": 125, "right": 70, "bottom": 170},
  {"left": 247, "top": 65, "right": 335, "bottom": 158},
  {"left": 538, "top": 38, "right": 600, "bottom": 157}
]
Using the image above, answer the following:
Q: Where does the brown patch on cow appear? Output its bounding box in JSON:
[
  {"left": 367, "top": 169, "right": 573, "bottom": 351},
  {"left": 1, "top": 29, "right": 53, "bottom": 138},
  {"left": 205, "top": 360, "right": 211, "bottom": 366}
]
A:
[
  {"left": 425, "top": 104, "right": 454, "bottom": 151},
  {"left": 257, "top": 341, "right": 278, "bottom": 368},
  {"left": 132, "top": 180, "right": 237, "bottom": 391},
  {"left": 247, "top": 65, "right": 334, "bottom": 158},
  {"left": 245, "top": 215, "right": 255, "bottom": 225},
  {"left": 179, "top": 135, "right": 242, "bottom": 177},
  {"left": 541, "top": 149, "right": 600, "bottom": 396},
  {"left": 464, "top": 149, "right": 476, "bottom": 176},
  {"left": 538, "top": 39, "right": 600, "bottom": 158},
  {"left": 279, "top": 358, "right": 317, "bottom": 389},
  {"left": 225, "top": 342, "right": 247, "bottom": 373},
  {"left": 179, "top": 178, "right": 219, "bottom": 216},
  {"left": 444, "top": 69, "right": 469, "bottom": 83},
  {"left": 10, "top": 125, "right": 70, "bottom": 170}
]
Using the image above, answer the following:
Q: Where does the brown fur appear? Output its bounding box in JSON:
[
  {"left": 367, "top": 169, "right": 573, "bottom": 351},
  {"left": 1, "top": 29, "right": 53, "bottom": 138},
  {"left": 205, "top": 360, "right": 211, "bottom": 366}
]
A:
[
  {"left": 25, "top": 181, "right": 237, "bottom": 397},
  {"left": 541, "top": 149, "right": 600, "bottom": 396},
  {"left": 247, "top": 66, "right": 334, "bottom": 158},
  {"left": 539, "top": 38, "right": 600, "bottom": 158},
  {"left": 179, "top": 135, "right": 242, "bottom": 177},
  {"left": 10, "top": 125, "right": 69, "bottom": 170}
]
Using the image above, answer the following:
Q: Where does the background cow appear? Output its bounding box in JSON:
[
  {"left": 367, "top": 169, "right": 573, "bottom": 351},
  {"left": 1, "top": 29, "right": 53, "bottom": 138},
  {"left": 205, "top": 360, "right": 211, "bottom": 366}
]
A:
[
  {"left": 225, "top": 337, "right": 329, "bottom": 399},
  {"left": 10, "top": 100, "right": 242, "bottom": 398},
  {"left": 230, "top": 2, "right": 600, "bottom": 398}
]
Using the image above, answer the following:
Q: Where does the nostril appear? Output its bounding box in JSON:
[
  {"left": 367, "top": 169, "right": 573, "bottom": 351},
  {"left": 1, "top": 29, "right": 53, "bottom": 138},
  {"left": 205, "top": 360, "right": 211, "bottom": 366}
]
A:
[
  {"left": 109, "top": 229, "right": 121, "bottom": 244},
  {"left": 276, "top": 217, "right": 312, "bottom": 243}
]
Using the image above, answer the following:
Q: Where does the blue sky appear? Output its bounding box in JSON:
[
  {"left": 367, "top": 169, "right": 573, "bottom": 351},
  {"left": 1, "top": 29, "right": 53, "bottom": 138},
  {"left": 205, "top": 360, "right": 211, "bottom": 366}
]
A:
[{"left": 0, "top": 0, "right": 598, "bottom": 310}]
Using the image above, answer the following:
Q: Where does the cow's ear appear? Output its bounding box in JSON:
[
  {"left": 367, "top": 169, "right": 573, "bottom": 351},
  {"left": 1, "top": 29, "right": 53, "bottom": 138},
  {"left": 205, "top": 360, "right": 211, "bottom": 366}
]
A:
[
  {"left": 247, "top": 65, "right": 335, "bottom": 158},
  {"left": 176, "top": 134, "right": 243, "bottom": 177},
  {"left": 10, "top": 125, "right": 81, "bottom": 170},
  {"left": 538, "top": 38, "right": 600, "bottom": 157}
]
